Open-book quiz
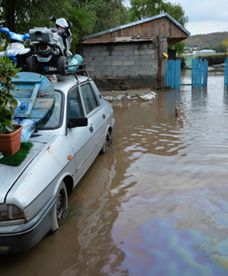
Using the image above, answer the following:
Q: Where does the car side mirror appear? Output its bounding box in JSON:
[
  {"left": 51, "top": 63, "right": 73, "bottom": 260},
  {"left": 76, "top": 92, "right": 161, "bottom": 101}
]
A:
[{"left": 68, "top": 118, "right": 88, "bottom": 128}]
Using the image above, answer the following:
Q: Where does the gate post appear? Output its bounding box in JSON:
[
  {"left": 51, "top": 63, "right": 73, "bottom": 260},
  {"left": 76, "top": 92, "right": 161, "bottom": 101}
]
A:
[
  {"left": 224, "top": 58, "right": 228, "bottom": 89},
  {"left": 164, "top": 60, "right": 181, "bottom": 89},
  {"left": 192, "top": 59, "right": 208, "bottom": 88}
]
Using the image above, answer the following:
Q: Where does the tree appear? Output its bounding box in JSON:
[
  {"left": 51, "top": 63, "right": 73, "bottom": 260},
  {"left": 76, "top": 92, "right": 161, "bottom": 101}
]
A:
[
  {"left": 130, "top": 0, "right": 188, "bottom": 26},
  {"left": 0, "top": 0, "right": 67, "bottom": 32},
  {"left": 0, "top": 0, "right": 129, "bottom": 47},
  {"left": 93, "top": 0, "right": 131, "bottom": 32},
  {"left": 221, "top": 39, "right": 228, "bottom": 53},
  {"left": 129, "top": 0, "right": 188, "bottom": 54},
  {"left": 1, "top": 0, "right": 19, "bottom": 31},
  {"left": 162, "top": 1, "right": 188, "bottom": 26},
  {"left": 130, "top": 0, "right": 163, "bottom": 20},
  {"left": 0, "top": 0, "right": 99, "bottom": 49},
  {"left": 170, "top": 42, "right": 185, "bottom": 55}
]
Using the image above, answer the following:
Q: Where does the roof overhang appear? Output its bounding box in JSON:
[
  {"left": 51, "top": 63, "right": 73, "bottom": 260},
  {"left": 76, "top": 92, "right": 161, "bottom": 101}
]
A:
[{"left": 83, "top": 13, "right": 190, "bottom": 43}]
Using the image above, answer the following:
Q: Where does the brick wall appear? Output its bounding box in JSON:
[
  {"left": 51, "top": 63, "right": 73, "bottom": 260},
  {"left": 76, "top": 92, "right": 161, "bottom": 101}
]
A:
[{"left": 80, "top": 39, "right": 167, "bottom": 90}]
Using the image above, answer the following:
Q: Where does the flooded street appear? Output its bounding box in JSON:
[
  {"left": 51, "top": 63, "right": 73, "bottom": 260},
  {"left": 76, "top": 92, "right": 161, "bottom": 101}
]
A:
[{"left": 2, "top": 71, "right": 228, "bottom": 275}]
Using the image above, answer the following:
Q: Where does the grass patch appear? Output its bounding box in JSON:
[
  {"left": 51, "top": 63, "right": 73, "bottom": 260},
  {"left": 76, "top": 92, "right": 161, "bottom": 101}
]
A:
[{"left": 0, "top": 142, "right": 33, "bottom": 166}]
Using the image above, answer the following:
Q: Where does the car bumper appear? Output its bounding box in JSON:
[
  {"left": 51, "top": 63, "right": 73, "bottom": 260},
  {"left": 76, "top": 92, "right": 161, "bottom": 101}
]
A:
[{"left": 0, "top": 201, "right": 55, "bottom": 254}]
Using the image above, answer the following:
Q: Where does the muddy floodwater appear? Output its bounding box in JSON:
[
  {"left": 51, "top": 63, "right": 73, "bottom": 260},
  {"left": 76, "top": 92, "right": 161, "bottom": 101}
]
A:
[{"left": 2, "top": 71, "right": 228, "bottom": 275}]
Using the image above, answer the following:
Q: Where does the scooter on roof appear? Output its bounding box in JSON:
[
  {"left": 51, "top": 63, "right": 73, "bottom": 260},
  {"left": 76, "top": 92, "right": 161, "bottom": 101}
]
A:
[{"left": 27, "top": 17, "right": 72, "bottom": 75}]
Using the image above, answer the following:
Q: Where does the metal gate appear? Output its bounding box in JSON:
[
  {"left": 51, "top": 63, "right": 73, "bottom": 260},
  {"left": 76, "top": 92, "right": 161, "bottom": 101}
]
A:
[
  {"left": 191, "top": 59, "right": 208, "bottom": 88},
  {"left": 224, "top": 58, "right": 228, "bottom": 89},
  {"left": 164, "top": 60, "right": 181, "bottom": 89}
]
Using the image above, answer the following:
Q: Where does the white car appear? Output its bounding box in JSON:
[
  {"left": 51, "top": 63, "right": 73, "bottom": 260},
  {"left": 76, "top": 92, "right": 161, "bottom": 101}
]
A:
[{"left": 0, "top": 73, "right": 114, "bottom": 254}]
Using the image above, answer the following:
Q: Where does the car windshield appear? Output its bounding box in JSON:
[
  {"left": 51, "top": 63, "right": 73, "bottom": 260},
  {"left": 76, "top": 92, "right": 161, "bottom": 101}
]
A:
[{"left": 39, "top": 91, "right": 63, "bottom": 130}]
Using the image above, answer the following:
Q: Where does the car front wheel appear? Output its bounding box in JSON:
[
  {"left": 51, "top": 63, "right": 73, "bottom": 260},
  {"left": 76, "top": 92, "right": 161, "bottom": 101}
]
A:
[{"left": 50, "top": 181, "right": 68, "bottom": 232}]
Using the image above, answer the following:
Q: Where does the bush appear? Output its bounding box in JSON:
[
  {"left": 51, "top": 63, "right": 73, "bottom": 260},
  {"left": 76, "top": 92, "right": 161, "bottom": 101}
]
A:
[{"left": 0, "top": 56, "right": 20, "bottom": 133}]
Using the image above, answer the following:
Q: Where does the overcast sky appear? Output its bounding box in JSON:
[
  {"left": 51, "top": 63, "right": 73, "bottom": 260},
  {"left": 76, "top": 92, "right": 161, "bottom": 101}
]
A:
[{"left": 124, "top": 0, "right": 228, "bottom": 35}]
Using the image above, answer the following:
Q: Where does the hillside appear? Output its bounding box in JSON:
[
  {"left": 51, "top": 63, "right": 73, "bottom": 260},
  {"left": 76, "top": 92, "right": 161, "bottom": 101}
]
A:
[{"left": 184, "top": 32, "right": 228, "bottom": 51}]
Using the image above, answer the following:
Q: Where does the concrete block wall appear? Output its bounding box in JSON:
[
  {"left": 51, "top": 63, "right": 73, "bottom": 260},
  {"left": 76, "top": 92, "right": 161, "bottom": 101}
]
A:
[{"left": 80, "top": 40, "right": 166, "bottom": 89}]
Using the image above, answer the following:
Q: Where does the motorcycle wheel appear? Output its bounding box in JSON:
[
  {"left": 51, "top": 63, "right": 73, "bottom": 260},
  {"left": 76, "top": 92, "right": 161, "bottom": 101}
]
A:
[
  {"left": 57, "top": 56, "right": 68, "bottom": 75},
  {"left": 27, "top": 56, "right": 42, "bottom": 73}
]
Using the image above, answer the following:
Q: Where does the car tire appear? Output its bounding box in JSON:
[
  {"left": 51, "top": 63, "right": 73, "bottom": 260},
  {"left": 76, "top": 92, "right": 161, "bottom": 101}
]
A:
[
  {"left": 100, "top": 131, "right": 112, "bottom": 154},
  {"left": 50, "top": 181, "right": 68, "bottom": 232}
]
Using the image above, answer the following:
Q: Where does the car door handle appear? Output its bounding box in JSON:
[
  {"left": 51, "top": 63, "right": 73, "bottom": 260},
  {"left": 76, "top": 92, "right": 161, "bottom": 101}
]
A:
[
  {"left": 102, "top": 114, "right": 106, "bottom": 119},
  {"left": 89, "top": 125, "right": 94, "bottom": 133}
]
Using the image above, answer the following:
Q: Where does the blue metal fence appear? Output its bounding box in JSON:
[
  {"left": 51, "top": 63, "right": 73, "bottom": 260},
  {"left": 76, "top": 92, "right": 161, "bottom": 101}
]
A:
[
  {"left": 164, "top": 60, "right": 181, "bottom": 89},
  {"left": 224, "top": 58, "right": 228, "bottom": 88},
  {"left": 191, "top": 59, "right": 208, "bottom": 88}
]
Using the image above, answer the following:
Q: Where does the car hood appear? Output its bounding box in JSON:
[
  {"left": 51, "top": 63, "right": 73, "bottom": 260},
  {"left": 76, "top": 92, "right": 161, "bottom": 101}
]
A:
[{"left": 0, "top": 134, "right": 56, "bottom": 203}]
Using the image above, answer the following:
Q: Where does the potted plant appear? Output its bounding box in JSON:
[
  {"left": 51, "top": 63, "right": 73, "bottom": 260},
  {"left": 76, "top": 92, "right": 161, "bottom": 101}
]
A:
[{"left": 0, "top": 56, "right": 21, "bottom": 156}]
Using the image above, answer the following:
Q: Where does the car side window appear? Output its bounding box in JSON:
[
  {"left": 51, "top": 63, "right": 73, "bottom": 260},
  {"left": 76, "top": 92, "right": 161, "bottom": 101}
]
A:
[
  {"left": 68, "top": 87, "right": 84, "bottom": 119},
  {"left": 80, "top": 83, "right": 99, "bottom": 114}
]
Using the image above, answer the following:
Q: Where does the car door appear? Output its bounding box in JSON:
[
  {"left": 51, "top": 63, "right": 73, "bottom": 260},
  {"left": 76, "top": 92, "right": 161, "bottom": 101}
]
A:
[
  {"left": 66, "top": 85, "right": 94, "bottom": 183},
  {"left": 79, "top": 82, "right": 106, "bottom": 158}
]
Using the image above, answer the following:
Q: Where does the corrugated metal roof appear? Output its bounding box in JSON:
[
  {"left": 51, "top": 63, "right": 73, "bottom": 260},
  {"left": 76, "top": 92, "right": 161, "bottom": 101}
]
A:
[{"left": 84, "top": 13, "right": 190, "bottom": 40}]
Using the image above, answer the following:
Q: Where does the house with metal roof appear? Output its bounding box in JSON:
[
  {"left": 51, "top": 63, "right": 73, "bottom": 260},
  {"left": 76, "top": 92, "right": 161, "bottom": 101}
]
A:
[{"left": 80, "top": 13, "right": 190, "bottom": 90}]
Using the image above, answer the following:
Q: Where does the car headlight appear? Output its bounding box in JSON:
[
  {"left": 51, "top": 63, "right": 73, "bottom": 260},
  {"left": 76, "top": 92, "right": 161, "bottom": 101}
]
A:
[{"left": 0, "top": 204, "right": 25, "bottom": 225}]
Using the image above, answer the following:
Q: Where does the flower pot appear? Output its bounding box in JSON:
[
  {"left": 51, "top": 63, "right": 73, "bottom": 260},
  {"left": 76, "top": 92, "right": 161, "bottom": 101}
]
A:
[{"left": 0, "top": 125, "right": 22, "bottom": 156}]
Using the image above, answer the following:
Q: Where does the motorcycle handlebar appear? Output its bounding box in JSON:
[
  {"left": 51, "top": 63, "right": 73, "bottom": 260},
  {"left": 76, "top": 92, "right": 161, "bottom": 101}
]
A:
[{"left": 50, "top": 15, "right": 57, "bottom": 22}]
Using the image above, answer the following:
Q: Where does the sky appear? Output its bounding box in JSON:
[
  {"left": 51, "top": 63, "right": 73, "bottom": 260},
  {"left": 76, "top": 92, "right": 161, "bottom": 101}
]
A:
[{"left": 123, "top": 0, "right": 228, "bottom": 35}]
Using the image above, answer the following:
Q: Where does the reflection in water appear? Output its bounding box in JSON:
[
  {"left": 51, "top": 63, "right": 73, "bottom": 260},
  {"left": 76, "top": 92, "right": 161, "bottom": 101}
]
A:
[
  {"left": 111, "top": 72, "right": 228, "bottom": 275},
  {"left": 1, "top": 72, "right": 228, "bottom": 275},
  {"left": 115, "top": 99, "right": 186, "bottom": 157},
  {"left": 112, "top": 153, "right": 228, "bottom": 275},
  {"left": 223, "top": 89, "right": 228, "bottom": 111},
  {"left": 114, "top": 219, "right": 228, "bottom": 276}
]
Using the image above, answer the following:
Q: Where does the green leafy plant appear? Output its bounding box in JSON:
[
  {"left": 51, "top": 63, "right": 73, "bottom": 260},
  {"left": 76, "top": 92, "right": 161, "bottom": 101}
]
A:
[{"left": 0, "top": 56, "right": 20, "bottom": 134}]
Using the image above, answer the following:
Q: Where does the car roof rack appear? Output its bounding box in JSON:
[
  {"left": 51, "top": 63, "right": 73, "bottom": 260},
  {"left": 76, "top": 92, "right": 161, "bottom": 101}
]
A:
[{"left": 74, "top": 66, "right": 90, "bottom": 83}]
